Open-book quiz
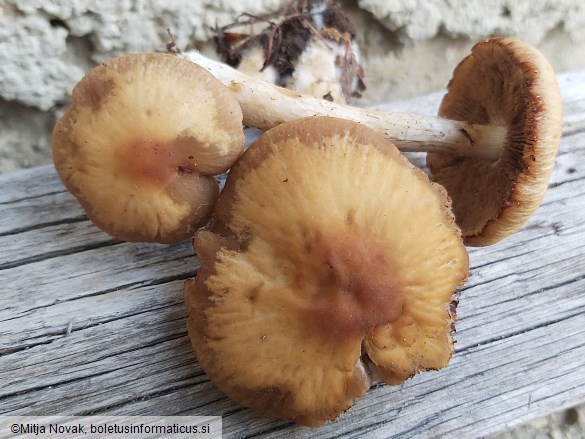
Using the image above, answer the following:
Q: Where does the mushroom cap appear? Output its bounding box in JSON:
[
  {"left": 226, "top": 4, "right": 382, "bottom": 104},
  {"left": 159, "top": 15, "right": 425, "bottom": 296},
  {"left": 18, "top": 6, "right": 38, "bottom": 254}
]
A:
[
  {"left": 52, "top": 52, "right": 244, "bottom": 243},
  {"left": 427, "top": 37, "right": 563, "bottom": 246},
  {"left": 184, "top": 116, "right": 469, "bottom": 426}
]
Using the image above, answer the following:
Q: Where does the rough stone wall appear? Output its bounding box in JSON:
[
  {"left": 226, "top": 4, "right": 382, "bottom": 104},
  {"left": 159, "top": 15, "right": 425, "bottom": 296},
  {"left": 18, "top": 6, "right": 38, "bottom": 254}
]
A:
[
  {"left": 348, "top": 0, "right": 585, "bottom": 114},
  {"left": 358, "top": 0, "right": 585, "bottom": 43},
  {"left": 1, "top": 0, "right": 585, "bottom": 172},
  {"left": 0, "top": 0, "right": 288, "bottom": 111}
]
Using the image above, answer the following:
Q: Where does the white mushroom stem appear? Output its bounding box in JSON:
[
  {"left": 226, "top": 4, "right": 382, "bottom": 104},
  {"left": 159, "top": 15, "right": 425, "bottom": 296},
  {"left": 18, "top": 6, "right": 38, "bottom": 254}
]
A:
[{"left": 181, "top": 51, "right": 506, "bottom": 160}]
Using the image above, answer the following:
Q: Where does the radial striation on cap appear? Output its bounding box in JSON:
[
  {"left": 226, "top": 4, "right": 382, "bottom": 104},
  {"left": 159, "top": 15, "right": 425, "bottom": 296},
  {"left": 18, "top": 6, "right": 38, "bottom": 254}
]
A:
[
  {"left": 52, "top": 52, "right": 245, "bottom": 243},
  {"left": 184, "top": 116, "right": 469, "bottom": 426}
]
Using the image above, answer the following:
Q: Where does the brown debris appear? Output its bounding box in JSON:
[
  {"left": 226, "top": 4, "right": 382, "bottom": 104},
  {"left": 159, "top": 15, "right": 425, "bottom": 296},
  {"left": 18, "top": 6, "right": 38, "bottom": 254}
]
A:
[{"left": 214, "top": 0, "right": 366, "bottom": 102}]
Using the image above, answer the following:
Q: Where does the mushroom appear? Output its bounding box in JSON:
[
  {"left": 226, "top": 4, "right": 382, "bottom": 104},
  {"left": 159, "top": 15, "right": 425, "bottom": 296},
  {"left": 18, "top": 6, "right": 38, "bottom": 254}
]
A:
[
  {"left": 184, "top": 116, "right": 469, "bottom": 426},
  {"left": 52, "top": 52, "right": 245, "bottom": 243},
  {"left": 180, "top": 37, "right": 563, "bottom": 245},
  {"left": 427, "top": 38, "right": 562, "bottom": 245}
]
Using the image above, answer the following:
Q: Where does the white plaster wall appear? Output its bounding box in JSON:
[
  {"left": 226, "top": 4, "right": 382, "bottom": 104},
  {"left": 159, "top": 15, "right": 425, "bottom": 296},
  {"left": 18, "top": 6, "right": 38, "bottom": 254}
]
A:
[
  {"left": 358, "top": 0, "right": 585, "bottom": 44},
  {"left": 0, "top": 0, "right": 288, "bottom": 111}
]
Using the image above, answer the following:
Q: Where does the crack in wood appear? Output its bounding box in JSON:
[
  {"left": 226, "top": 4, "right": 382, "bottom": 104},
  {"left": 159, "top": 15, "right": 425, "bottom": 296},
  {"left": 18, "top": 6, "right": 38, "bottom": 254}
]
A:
[
  {"left": 456, "top": 309, "right": 585, "bottom": 355},
  {"left": 0, "top": 332, "right": 195, "bottom": 400},
  {"left": 0, "top": 189, "right": 68, "bottom": 206},
  {"left": 561, "top": 125, "right": 585, "bottom": 139},
  {"left": 549, "top": 176, "right": 585, "bottom": 189},
  {"left": 0, "top": 215, "right": 89, "bottom": 238},
  {"left": 0, "top": 238, "right": 122, "bottom": 270}
]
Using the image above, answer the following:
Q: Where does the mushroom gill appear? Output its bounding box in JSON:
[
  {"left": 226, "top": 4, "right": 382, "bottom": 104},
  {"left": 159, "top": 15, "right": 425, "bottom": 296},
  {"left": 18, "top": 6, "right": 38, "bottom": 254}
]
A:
[{"left": 427, "top": 37, "right": 562, "bottom": 246}]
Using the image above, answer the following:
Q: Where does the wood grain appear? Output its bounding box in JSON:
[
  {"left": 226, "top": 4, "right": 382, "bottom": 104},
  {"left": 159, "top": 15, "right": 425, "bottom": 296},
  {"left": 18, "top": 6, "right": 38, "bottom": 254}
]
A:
[{"left": 1, "top": 69, "right": 584, "bottom": 439}]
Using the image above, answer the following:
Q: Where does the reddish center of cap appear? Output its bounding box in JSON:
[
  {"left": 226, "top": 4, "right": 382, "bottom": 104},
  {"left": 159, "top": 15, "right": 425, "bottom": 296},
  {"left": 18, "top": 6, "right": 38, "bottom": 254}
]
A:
[
  {"left": 118, "top": 138, "right": 197, "bottom": 187},
  {"left": 295, "top": 226, "right": 403, "bottom": 343}
]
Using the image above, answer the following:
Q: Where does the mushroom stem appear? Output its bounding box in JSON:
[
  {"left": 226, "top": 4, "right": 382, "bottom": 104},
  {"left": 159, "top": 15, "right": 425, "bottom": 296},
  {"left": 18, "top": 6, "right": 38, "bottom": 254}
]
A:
[{"left": 181, "top": 51, "right": 506, "bottom": 161}]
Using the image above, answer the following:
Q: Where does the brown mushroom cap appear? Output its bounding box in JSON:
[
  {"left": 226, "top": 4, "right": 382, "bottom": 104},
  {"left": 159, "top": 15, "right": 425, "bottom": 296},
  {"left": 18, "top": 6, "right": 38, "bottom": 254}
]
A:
[
  {"left": 52, "top": 52, "right": 244, "bottom": 243},
  {"left": 184, "top": 116, "right": 469, "bottom": 426},
  {"left": 427, "top": 37, "right": 563, "bottom": 246}
]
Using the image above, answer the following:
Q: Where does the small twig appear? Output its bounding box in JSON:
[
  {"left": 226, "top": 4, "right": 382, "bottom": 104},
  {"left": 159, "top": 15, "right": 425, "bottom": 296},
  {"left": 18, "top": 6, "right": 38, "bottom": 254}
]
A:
[
  {"left": 64, "top": 319, "right": 74, "bottom": 336},
  {"left": 166, "top": 28, "right": 181, "bottom": 54},
  {"left": 262, "top": 25, "right": 283, "bottom": 71}
]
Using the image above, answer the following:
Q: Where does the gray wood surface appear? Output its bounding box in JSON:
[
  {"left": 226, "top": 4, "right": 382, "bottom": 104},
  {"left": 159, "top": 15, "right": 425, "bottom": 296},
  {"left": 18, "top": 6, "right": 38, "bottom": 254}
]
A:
[{"left": 1, "top": 69, "right": 585, "bottom": 439}]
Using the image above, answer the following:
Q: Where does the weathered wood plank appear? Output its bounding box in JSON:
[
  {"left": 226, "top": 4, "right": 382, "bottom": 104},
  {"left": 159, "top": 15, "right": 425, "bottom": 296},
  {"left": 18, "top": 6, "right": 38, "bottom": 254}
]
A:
[
  {"left": 0, "top": 243, "right": 197, "bottom": 352},
  {"left": 1, "top": 69, "right": 584, "bottom": 438}
]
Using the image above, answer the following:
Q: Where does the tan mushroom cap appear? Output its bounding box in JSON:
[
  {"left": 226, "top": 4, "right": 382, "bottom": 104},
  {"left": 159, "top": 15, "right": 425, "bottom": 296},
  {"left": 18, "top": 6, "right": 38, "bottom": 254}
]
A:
[
  {"left": 184, "top": 117, "right": 469, "bottom": 426},
  {"left": 52, "top": 52, "right": 244, "bottom": 243},
  {"left": 427, "top": 37, "right": 563, "bottom": 246}
]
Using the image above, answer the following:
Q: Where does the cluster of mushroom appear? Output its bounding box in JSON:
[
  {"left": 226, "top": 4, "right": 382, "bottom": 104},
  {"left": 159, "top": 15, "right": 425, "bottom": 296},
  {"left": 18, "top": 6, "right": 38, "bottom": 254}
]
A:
[{"left": 52, "top": 34, "right": 562, "bottom": 427}]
